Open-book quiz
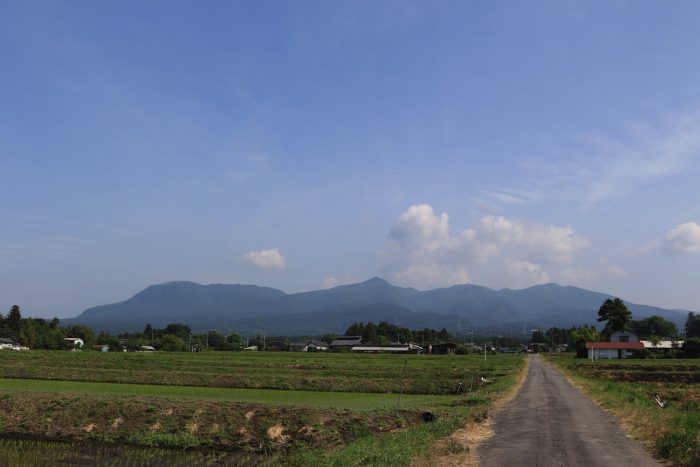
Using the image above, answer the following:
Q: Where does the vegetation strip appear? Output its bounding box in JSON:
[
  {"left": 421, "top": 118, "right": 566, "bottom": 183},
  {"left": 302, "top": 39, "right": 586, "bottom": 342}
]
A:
[
  {"left": 0, "top": 378, "right": 454, "bottom": 410},
  {"left": 547, "top": 354, "right": 699, "bottom": 466}
]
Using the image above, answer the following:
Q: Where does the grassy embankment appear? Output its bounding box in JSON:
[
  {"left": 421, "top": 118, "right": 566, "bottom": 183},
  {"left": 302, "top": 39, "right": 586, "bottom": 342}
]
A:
[
  {"left": 546, "top": 354, "right": 699, "bottom": 466},
  {"left": 0, "top": 351, "right": 525, "bottom": 466}
]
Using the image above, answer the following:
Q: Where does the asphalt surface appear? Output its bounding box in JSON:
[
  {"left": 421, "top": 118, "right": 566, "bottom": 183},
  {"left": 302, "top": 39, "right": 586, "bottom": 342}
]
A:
[{"left": 477, "top": 354, "right": 661, "bottom": 467}]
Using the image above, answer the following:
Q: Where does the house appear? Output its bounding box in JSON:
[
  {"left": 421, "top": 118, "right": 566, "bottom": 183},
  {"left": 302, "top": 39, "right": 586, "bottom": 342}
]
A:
[
  {"left": 139, "top": 345, "right": 157, "bottom": 352},
  {"left": 289, "top": 341, "right": 329, "bottom": 352},
  {"left": 586, "top": 341, "right": 643, "bottom": 359},
  {"left": 586, "top": 331, "right": 645, "bottom": 360},
  {"left": 93, "top": 345, "right": 110, "bottom": 352},
  {"left": 243, "top": 345, "right": 258, "bottom": 351},
  {"left": 0, "top": 337, "right": 20, "bottom": 351},
  {"left": 350, "top": 342, "right": 424, "bottom": 354},
  {"left": 64, "top": 337, "right": 84, "bottom": 348},
  {"left": 305, "top": 341, "right": 329, "bottom": 352},
  {"left": 330, "top": 336, "right": 363, "bottom": 351}
]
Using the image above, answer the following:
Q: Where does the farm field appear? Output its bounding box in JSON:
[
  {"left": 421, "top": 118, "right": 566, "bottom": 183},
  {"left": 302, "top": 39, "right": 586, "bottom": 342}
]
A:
[
  {"left": 0, "top": 351, "right": 526, "bottom": 466},
  {"left": 0, "top": 350, "right": 517, "bottom": 394},
  {"left": 0, "top": 377, "right": 456, "bottom": 410},
  {"left": 547, "top": 354, "right": 700, "bottom": 466}
]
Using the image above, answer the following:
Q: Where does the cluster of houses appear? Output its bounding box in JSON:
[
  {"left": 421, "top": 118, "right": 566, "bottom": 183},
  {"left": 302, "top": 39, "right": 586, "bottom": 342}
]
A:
[
  {"left": 0, "top": 337, "right": 26, "bottom": 351},
  {"left": 287, "top": 336, "right": 458, "bottom": 355},
  {"left": 586, "top": 332, "right": 684, "bottom": 360}
]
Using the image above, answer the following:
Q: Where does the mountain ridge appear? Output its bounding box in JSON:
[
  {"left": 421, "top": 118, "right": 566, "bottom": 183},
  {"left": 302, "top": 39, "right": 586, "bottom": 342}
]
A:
[{"left": 64, "top": 278, "right": 691, "bottom": 335}]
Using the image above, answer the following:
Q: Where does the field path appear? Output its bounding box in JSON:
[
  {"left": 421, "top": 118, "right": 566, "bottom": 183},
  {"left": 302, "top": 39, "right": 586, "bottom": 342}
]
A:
[{"left": 477, "top": 354, "right": 661, "bottom": 467}]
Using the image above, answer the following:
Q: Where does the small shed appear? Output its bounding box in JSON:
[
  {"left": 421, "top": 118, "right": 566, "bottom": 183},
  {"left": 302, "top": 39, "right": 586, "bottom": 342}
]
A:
[
  {"left": 64, "top": 337, "right": 84, "bottom": 348},
  {"left": 429, "top": 342, "right": 458, "bottom": 355},
  {"left": 640, "top": 340, "right": 683, "bottom": 349}
]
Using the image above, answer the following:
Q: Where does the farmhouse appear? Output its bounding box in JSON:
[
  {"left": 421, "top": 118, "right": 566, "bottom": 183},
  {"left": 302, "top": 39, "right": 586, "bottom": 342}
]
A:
[
  {"left": 0, "top": 337, "right": 20, "bottom": 350},
  {"left": 330, "top": 336, "right": 363, "bottom": 351},
  {"left": 586, "top": 332, "right": 643, "bottom": 359},
  {"left": 64, "top": 337, "right": 84, "bottom": 349},
  {"left": 289, "top": 341, "right": 330, "bottom": 352}
]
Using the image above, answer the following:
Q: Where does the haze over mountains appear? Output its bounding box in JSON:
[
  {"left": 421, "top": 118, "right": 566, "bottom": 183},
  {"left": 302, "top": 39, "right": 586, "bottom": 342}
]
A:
[{"left": 64, "top": 278, "right": 690, "bottom": 336}]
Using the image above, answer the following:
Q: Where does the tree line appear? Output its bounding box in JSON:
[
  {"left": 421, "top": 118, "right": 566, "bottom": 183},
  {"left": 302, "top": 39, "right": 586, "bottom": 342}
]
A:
[
  {"left": 0, "top": 305, "right": 248, "bottom": 351},
  {"left": 343, "top": 321, "right": 452, "bottom": 345}
]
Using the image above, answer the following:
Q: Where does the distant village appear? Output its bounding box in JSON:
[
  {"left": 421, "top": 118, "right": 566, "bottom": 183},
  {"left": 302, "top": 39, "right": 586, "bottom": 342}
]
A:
[{"left": 2, "top": 303, "right": 699, "bottom": 358}]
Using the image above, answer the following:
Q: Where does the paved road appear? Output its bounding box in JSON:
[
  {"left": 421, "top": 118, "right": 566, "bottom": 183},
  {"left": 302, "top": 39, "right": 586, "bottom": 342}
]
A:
[{"left": 477, "top": 355, "right": 661, "bottom": 467}]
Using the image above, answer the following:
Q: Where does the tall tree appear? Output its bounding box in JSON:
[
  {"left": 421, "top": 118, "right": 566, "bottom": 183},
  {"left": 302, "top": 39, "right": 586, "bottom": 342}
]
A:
[
  {"left": 685, "top": 312, "right": 700, "bottom": 338},
  {"left": 597, "top": 298, "right": 632, "bottom": 333},
  {"left": 7, "top": 305, "right": 21, "bottom": 332}
]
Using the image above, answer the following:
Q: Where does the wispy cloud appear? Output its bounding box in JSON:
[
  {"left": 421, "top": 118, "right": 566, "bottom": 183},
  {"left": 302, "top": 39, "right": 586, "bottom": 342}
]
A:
[{"left": 492, "top": 106, "right": 700, "bottom": 208}]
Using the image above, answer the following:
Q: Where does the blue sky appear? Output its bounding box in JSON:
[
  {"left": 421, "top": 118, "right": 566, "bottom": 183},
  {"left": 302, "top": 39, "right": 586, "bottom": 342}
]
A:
[{"left": 2, "top": 1, "right": 700, "bottom": 318}]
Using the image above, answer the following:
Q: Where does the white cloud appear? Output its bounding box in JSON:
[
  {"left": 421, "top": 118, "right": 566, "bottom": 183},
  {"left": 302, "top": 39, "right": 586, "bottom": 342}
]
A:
[
  {"left": 381, "top": 204, "right": 589, "bottom": 289},
  {"left": 663, "top": 222, "right": 700, "bottom": 254},
  {"left": 243, "top": 248, "right": 287, "bottom": 269},
  {"left": 505, "top": 259, "right": 551, "bottom": 288},
  {"left": 468, "top": 215, "right": 588, "bottom": 264},
  {"left": 389, "top": 204, "right": 450, "bottom": 252}
]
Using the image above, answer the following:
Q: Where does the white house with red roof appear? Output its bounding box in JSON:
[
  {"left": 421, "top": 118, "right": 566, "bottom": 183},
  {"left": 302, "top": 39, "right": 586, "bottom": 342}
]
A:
[{"left": 586, "top": 332, "right": 644, "bottom": 360}]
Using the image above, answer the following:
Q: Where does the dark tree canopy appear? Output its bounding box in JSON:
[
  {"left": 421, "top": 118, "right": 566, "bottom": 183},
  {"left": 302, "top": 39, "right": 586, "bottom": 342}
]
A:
[
  {"left": 597, "top": 298, "right": 632, "bottom": 333},
  {"left": 629, "top": 315, "right": 678, "bottom": 339},
  {"left": 686, "top": 312, "right": 700, "bottom": 338},
  {"left": 7, "top": 305, "right": 21, "bottom": 331}
]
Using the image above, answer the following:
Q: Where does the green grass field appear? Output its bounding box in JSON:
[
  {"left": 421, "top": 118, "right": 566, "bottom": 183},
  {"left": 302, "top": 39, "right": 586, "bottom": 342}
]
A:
[
  {"left": 547, "top": 354, "right": 699, "bottom": 466},
  {"left": 0, "top": 377, "right": 457, "bottom": 410},
  {"left": 0, "top": 350, "right": 519, "bottom": 394},
  {"left": 0, "top": 350, "right": 526, "bottom": 465}
]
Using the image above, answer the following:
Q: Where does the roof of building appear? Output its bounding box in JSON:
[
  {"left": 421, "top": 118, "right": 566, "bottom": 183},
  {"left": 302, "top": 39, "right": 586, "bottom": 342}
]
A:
[
  {"left": 351, "top": 345, "right": 410, "bottom": 352},
  {"left": 586, "top": 342, "right": 644, "bottom": 349},
  {"left": 0, "top": 337, "right": 16, "bottom": 344},
  {"left": 331, "top": 336, "right": 363, "bottom": 346},
  {"left": 307, "top": 341, "right": 329, "bottom": 347},
  {"left": 640, "top": 340, "right": 684, "bottom": 349}
]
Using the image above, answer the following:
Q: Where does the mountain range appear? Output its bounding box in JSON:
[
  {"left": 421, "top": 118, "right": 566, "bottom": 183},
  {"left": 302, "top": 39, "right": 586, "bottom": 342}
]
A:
[{"left": 63, "top": 278, "right": 691, "bottom": 336}]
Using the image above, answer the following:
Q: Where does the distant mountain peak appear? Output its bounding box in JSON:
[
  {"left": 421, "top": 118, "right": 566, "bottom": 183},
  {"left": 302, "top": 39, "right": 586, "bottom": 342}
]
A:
[{"left": 362, "top": 276, "right": 390, "bottom": 285}]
